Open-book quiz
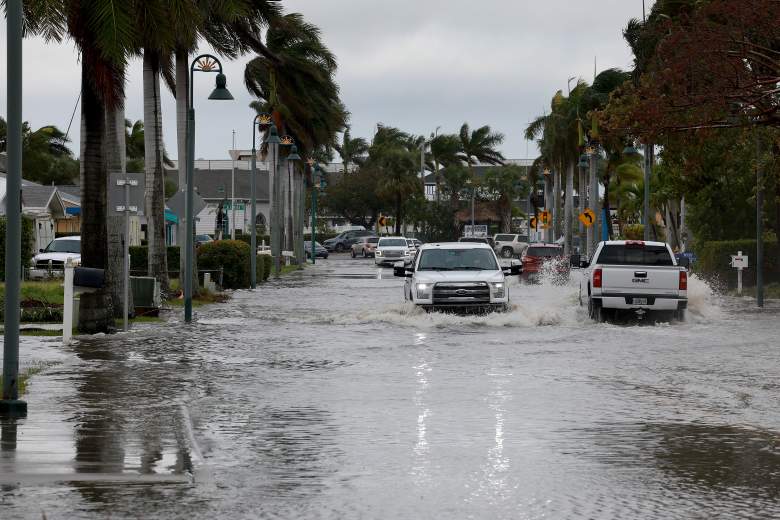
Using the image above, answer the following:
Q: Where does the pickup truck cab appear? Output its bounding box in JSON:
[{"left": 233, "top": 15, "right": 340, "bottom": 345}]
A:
[
  {"left": 577, "top": 240, "right": 689, "bottom": 322},
  {"left": 394, "top": 242, "right": 522, "bottom": 313}
]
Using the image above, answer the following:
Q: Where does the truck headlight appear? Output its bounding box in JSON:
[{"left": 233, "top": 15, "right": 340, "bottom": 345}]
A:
[
  {"left": 376, "top": 250, "right": 383, "bottom": 256},
  {"left": 490, "top": 282, "right": 505, "bottom": 299},
  {"left": 416, "top": 283, "right": 432, "bottom": 300}
]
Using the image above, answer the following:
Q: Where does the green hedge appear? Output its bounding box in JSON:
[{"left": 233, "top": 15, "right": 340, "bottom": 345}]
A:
[
  {"left": 197, "top": 240, "right": 251, "bottom": 289},
  {"left": 129, "top": 246, "right": 180, "bottom": 277},
  {"left": 262, "top": 254, "right": 272, "bottom": 280},
  {"left": 695, "top": 238, "right": 779, "bottom": 287},
  {"left": 0, "top": 217, "right": 35, "bottom": 281},
  {"left": 255, "top": 254, "right": 265, "bottom": 282}
]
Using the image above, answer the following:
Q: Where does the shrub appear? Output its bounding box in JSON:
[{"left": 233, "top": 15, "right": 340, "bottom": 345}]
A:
[
  {"left": 262, "top": 254, "right": 272, "bottom": 280},
  {"left": 197, "top": 240, "right": 251, "bottom": 289},
  {"left": 0, "top": 216, "right": 35, "bottom": 281},
  {"left": 695, "top": 238, "right": 779, "bottom": 287}
]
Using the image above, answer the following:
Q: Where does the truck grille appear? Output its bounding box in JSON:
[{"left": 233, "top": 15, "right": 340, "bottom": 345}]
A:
[
  {"left": 35, "top": 259, "right": 64, "bottom": 270},
  {"left": 384, "top": 251, "right": 402, "bottom": 258},
  {"left": 432, "top": 282, "right": 490, "bottom": 304}
]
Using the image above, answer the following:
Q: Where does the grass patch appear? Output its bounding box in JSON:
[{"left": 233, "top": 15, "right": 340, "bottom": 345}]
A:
[
  {"left": 0, "top": 280, "right": 64, "bottom": 305},
  {"left": 279, "top": 264, "right": 304, "bottom": 276},
  {"left": 0, "top": 361, "right": 57, "bottom": 396}
]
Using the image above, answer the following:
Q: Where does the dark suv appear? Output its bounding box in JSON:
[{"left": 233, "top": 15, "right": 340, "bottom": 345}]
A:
[{"left": 323, "top": 229, "right": 376, "bottom": 252}]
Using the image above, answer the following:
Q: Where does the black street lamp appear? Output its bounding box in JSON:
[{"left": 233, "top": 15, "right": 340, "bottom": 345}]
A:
[
  {"left": 184, "top": 55, "right": 233, "bottom": 323},
  {"left": 250, "top": 113, "right": 272, "bottom": 288}
]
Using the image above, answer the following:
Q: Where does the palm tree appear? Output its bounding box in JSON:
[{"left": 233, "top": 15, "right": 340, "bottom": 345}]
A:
[
  {"left": 458, "top": 123, "right": 506, "bottom": 168},
  {"left": 428, "top": 133, "right": 461, "bottom": 201},
  {"left": 334, "top": 127, "right": 369, "bottom": 174},
  {"left": 28, "top": 1, "right": 138, "bottom": 332}
]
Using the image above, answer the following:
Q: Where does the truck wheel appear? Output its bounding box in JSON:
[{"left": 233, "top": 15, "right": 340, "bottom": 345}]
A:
[
  {"left": 501, "top": 247, "right": 513, "bottom": 258},
  {"left": 351, "top": 249, "right": 356, "bottom": 258},
  {"left": 674, "top": 309, "right": 687, "bottom": 322},
  {"left": 588, "top": 298, "right": 605, "bottom": 323}
]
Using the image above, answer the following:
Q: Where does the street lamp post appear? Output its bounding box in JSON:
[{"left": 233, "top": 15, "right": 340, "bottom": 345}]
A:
[
  {"left": 587, "top": 146, "right": 600, "bottom": 257},
  {"left": 543, "top": 168, "right": 552, "bottom": 243},
  {"left": 250, "top": 113, "right": 272, "bottom": 288},
  {"left": 578, "top": 154, "right": 590, "bottom": 253},
  {"left": 310, "top": 163, "right": 322, "bottom": 265},
  {"left": 643, "top": 143, "right": 652, "bottom": 240},
  {"left": 1, "top": 0, "right": 26, "bottom": 416},
  {"left": 266, "top": 124, "right": 281, "bottom": 277},
  {"left": 286, "top": 144, "right": 302, "bottom": 264},
  {"left": 184, "top": 54, "right": 233, "bottom": 323}
]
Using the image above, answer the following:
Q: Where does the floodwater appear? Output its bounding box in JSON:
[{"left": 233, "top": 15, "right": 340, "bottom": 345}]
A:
[{"left": 2, "top": 255, "right": 780, "bottom": 519}]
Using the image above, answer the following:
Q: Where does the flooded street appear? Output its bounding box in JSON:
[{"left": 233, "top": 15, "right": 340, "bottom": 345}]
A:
[{"left": 2, "top": 256, "right": 780, "bottom": 519}]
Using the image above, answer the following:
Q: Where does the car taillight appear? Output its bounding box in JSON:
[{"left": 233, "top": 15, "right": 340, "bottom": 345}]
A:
[
  {"left": 593, "top": 268, "right": 603, "bottom": 288},
  {"left": 679, "top": 271, "right": 687, "bottom": 290}
]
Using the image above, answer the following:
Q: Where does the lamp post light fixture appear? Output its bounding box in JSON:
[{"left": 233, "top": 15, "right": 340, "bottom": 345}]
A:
[
  {"left": 250, "top": 113, "right": 272, "bottom": 288},
  {"left": 184, "top": 54, "right": 233, "bottom": 323},
  {"left": 309, "top": 161, "right": 322, "bottom": 265}
]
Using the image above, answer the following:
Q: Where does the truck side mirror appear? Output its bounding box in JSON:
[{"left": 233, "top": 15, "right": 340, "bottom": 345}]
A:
[
  {"left": 393, "top": 261, "right": 412, "bottom": 278},
  {"left": 677, "top": 256, "right": 690, "bottom": 268}
]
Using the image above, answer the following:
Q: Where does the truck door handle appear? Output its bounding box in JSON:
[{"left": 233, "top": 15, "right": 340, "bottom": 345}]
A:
[{"left": 634, "top": 271, "right": 647, "bottom": 278}]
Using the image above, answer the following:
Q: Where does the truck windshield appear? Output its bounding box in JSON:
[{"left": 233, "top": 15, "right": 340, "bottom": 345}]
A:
[
  {"left": 597, "top": 244, "right": 674, "bottom": 266},
  {"left": 44, "top": 240, "right": 80, "bottom": 254},
  {"left": 417, "top": 248, "right": 498, "bottom": 271}
]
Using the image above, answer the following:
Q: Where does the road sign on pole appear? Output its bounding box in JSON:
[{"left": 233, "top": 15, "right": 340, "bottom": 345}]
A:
[
  {"left": 110, "top": 172, "right": 143, "bottom": 332},
  {"left": 731, "top": 251, "right": 749, "bottom": 296},
  {"left": 578, "top": 208, "right": 596, "bottom": 228}
]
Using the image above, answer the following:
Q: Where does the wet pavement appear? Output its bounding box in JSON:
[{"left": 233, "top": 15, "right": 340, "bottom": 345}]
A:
[{"left": 2, "top": 255, "right": 780, "bottom": 519}]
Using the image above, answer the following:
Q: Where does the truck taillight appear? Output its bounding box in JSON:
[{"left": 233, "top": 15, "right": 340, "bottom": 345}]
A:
[
  {"left": 593, "top": 268, "right": 602, "bottom": 288},
  {"left": 679, "top": 270, "right": 688, "bottom": 291}
]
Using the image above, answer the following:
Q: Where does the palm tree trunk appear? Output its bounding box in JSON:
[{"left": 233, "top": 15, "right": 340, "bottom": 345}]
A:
[
  {"left": 501, "top": 195, "right": 512, "bottom": 233},
  {"left": 105, "top": 97, "right": 133, "bottom": 318},
  {"left": 553, "top": 166, "right": 562, "bottom": 241},
  {"left": 564, "top": 163, "right": 573, "bottom": 256},
  {"left": 578, "top": 166, "right": 586, "bottom": 249},
  {"left": 143, "top": 51, "right": 169, "bottom": 291},
  {"left": 78, "top": 64, "right": 114, "bottom": 333}
]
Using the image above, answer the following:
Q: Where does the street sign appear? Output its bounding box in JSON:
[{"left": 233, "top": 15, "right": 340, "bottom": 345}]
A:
[
  {"left": 529, "top": 217, "right": 538, "bottom": 230},
  {"left": 731, "top": 253, "right": 749, "bottom": 269},
  {"left": 464, "top": 225, "right": 488, "bottom": 238},
  {"left": 378, "top": 215, "right": 387, "bottom": 227},
  {"left": 579, "top": 208, "right": 596, "bottom": 228}
]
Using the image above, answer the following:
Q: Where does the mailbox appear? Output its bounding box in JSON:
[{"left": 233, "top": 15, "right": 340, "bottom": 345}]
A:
[{"left": 73, "top": 267, "right": 105, "bottom": 289}]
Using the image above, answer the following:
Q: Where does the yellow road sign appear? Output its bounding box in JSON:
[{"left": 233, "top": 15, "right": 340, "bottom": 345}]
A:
[
  {"left": 378, "top": 215, "right": 387, "bottom": 227},
  {"left": 579, "top": 208, "right": 596, "bottom": 227},
  {"left": 530, "top": 217, "right": 538, "bottom": 230}
]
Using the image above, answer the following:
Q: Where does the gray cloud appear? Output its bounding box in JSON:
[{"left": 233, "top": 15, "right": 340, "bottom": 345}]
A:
[{"left": 0, "top": 0, "right": 645, "bottom": 161}]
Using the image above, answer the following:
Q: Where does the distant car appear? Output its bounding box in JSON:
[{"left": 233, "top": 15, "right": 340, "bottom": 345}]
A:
[
  {"left": 493, "top": 233, "right": 529, "bottom": 258},
  {"left": 195, "top": 234, "right": 213, "bottom": 247},
  {"left": 29, "top": 236, "right": 81, "bottom": 279},
  {"left": 375, "top": 237, "right": 412, "bottom": 266},
  {"left": 521, "top": 243, "right": 566, "bottom": 281},
  {"left": 406, "top": 238, "right": 422, "bottom": 251},
  {"left": 352, "top": 236, "right": 379, "bottom": 258},
  {"left": 304, "top": 241, "right": 329, "bottom": 259},
  {"left": 323, "top": 229, "right": 376, "bottom": 252}
]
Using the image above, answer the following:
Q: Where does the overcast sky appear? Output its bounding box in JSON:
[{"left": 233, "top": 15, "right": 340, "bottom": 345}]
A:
[{"left": 0, "top": 0, "right": 646, "bottom": 161}]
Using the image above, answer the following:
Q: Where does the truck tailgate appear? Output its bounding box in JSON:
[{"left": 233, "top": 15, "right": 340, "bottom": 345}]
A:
[{"left": 602, "top": 265, "right": 680, "bottom": 296}]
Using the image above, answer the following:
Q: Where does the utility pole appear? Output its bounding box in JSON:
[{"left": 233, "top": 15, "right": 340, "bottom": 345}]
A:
[
  {"left": 588, "top": 147, "right": 599, "bottom": 257},
  {"left": 756, "top": 131, "right": 764, "bottom": 308},
  {"left": 1, "top": 0, "right": 26, "bottom": 416},
  {"left": 564, "top": 163, "right": 573, "bottom": 256}
]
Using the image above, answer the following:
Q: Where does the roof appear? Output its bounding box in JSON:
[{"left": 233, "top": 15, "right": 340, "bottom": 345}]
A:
[
  {"left": 420, "top": 242, "right": 492, "bottom": 250},
  {"left": 56, "top": 185, "right": 81, "bottom": 203},
  {"left": 22, "top": 185, "right": 59, "bottom": 208},
  {"left": 165, "top": 168, "right": 270, "bottom": 201}
]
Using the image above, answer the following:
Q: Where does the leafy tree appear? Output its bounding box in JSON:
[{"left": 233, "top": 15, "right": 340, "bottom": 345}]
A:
[
  {"left": 16, "top": 122, "right": 79, "bottom": 185},
  {"left": 482, "top": 165, "right": 529, "bottom": 232}
]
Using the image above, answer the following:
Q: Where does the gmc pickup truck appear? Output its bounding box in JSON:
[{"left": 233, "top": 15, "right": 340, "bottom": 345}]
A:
[{"left": 577, "top": 240, "right": 690, "bottom": 322}]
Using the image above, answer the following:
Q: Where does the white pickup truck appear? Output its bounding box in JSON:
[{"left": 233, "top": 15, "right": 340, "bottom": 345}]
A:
[
  {"left": 577, "top": 240, "right": 690, "bottom": 322},
  {"left": 394, "top": 242, "right": 522, "bottom": 313}
]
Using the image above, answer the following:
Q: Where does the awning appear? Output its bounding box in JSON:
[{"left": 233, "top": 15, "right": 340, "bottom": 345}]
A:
[
  {"left": 165, "top": 209, "right": 178, "bottom": 224},
  {"left": 65, "top": 207, "right": 80, "bottom": 215}
]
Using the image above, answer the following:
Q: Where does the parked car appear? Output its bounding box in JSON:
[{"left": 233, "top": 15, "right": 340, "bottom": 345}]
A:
[
  {"left": 352, "top": 236, "right": 379, "bottom": 258},
  {"left": 394, "top": 242, "right": 522, "bottom": 313},
  {"left": 304, "top": 241, "right": 329, "bottom": 259},
  {"left": 493, "top": 233, "right": 529, "bottom": 258},
  {"left": 29, "top": 236, "right": 81, "bottom": 279},
  {"left": 375, "top": 237, "right": 412, "bottom": 266},
  {"left": 521, "top": 243, "right": 566, "bottom": 281},
  {"left": 195, "top": 234, "right": 213, "bottom": 247},
  {"left": 323, "top": 229, "right": 376, "bottom": 252},
  {"left": 577, "top": 240, "right": 689, "bottom": 322}
]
